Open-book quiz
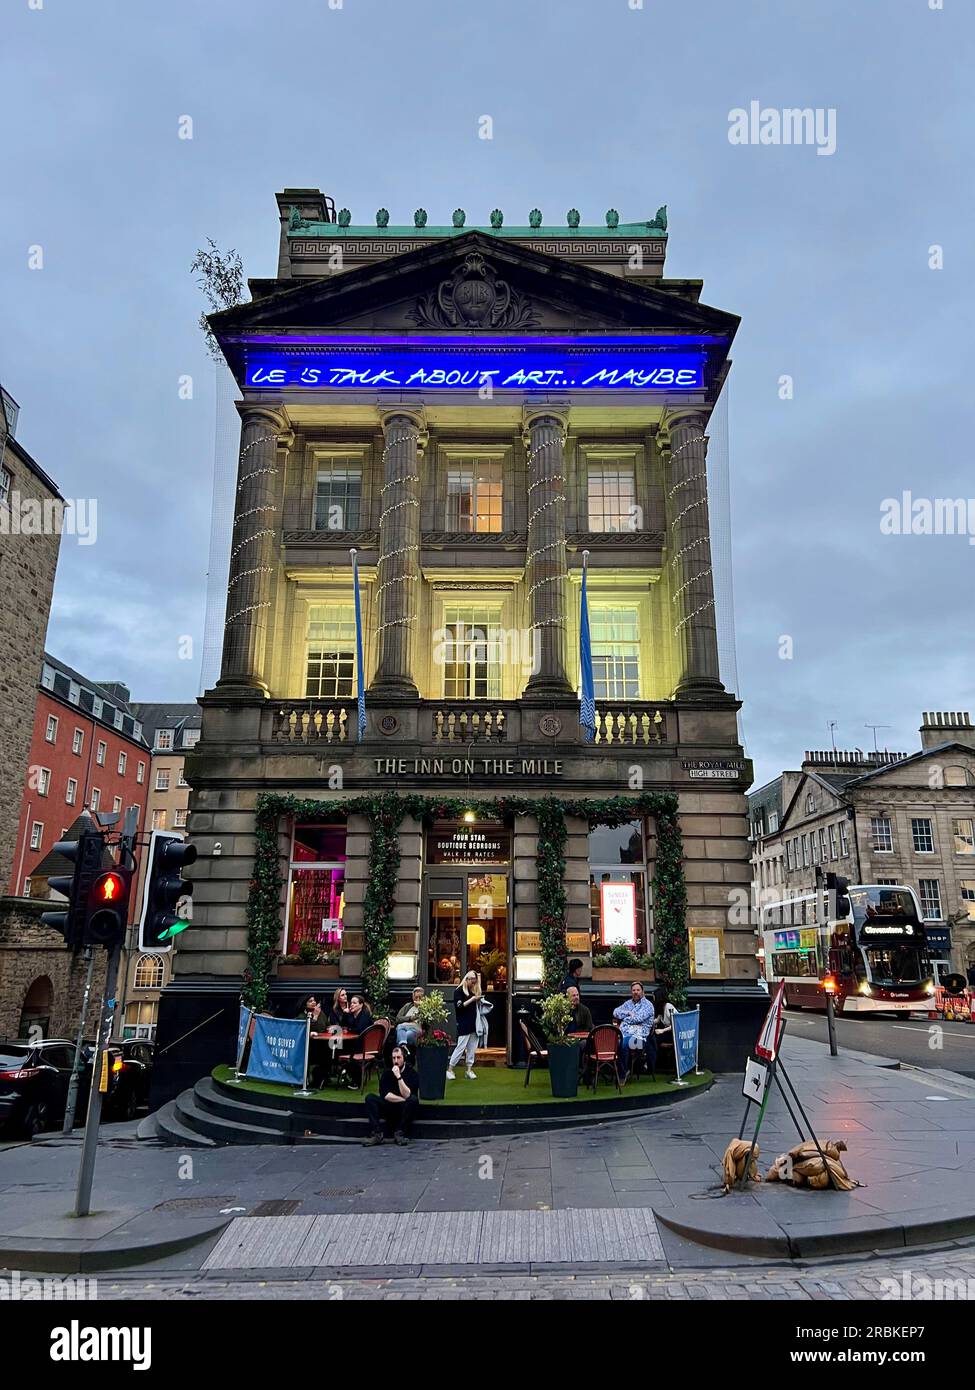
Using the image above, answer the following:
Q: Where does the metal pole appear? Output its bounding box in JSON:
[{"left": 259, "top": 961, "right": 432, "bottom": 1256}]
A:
[
  {"left": 816, "top": 865, "right": 839, "bottom": 1056},
  {"left": 74, "top": 939, "right": 121, "bottom": 1216},
  {"left": 62, "top": 948, "right": 95, "bottom": 1134},
  {"left": 826, "top": 988, "right": 838, "bottom": 1056}
]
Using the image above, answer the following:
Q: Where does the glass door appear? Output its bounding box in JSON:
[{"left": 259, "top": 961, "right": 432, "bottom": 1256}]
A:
[{"left": 426, "top": 874, "right": 509, "bottom": 989}]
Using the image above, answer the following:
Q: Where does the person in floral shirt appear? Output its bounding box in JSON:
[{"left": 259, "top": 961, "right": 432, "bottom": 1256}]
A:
[{"left": 613, "top": 982, "right": 655, "bottom": 1079}]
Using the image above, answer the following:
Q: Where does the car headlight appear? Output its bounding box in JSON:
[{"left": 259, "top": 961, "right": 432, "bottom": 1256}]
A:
[{"left": 859, "top": 981, "right": 872, "bottom": 995}]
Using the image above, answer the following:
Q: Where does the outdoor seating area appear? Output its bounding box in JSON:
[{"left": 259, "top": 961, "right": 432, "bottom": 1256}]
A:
[{"left": 518, "top": 1016, "right": 676, "bottom": 1094}]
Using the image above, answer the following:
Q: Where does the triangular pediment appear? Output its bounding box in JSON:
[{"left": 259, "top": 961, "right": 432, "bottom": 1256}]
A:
[{"left": 210, "top": 231, "right": 738, "bottom": 345}]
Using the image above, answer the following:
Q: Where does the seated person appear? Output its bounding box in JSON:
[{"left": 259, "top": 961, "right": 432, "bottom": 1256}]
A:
[
  {"left": 566, "top": 985, "right": 593, "bottom": 1036},
  {"left": 395, "top": 987, "right": 425, "bottom": 1047},
  {"left": 297, "top": 994, "right": 326, "bottom": 1028},
  {"left": 653, "top": 990, "right": 677, "bottom": 1043},
  {"left": 327, "top": 987, "right": 352, "bottom": 1029},
  {"left": 562, "top": 958, "right": 585, "bottom": 995},
  {"left": 613, "top": 982, "right": 655, "bottom": 1078},
  {"left": 348, "top": 994, "right": 374, "bottom": 1035},
  {"left": 363, "top": 1045, "right": 420, "bottom": 1146}
]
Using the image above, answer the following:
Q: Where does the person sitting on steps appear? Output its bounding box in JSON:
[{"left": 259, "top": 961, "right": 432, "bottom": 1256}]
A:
[{"left": 363, "top": 1045, "right": 420, "bottom": 1146}]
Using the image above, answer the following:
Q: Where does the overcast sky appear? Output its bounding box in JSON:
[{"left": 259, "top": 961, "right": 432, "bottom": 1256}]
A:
[{"left": 3, "top": 0, "right": 972, "bottom": 788}]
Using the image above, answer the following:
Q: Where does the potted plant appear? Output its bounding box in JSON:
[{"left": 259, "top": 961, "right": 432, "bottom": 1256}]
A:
[
  {"left": 591, "top": 943, "right": 655, "bottom": 983},
  {"left": 414, "top": 991, "right": 452, "bottom": 1099},
  {"left": 276, "top": 941, "right": 340, "bottom": 979},
  {"left": 539, "top": 991, "right": 578, "bottom": 1098}
]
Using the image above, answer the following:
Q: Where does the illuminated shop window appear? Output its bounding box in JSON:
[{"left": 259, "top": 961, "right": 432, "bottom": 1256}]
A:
[
  {"left": 288, "top": 823, "right": 347, "bottom": 951},
  {"left": 306, "top": 605, "right": 356, "bottom": 700},
  {"left": 588, "top": 820, "right": 650, "bottom": 954}
]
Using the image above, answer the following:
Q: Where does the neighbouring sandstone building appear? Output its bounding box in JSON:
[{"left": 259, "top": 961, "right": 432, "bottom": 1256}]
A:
[{"left": 155, "top": 193, "right": 765, "bottom": 1098}]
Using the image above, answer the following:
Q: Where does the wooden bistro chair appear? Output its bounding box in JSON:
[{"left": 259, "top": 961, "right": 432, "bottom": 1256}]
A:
[
  {"left": 351, "top": 1022, "right": 386, "bottom": 1092},
  {"left": 589, "top": 1023, "right": 622, "bottom": 1094},
  {"left": 518, "top": 1018, "right": 548, "bottom": 1087}
]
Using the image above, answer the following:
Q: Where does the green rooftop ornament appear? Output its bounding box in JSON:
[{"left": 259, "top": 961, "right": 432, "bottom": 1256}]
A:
[
  {"left": 529, "top": 208, "right": 542, "bottom": 228},
  {"left": 567, "top": 208, "right": 580, "bottom": 228},
  {"left": 605, "top": 209, "right": 619, "bottom": 229},
  {"left": 337, "top": 208, "right": 351, "bottom": 227},
  {"left": 490, "top": 208, "right": 503, "bottom": 228},
  {"left": 376, "top": 208, "right": 390, "bottom": 228},
  {"left": 452, "top": 208, "right": 466, "bottom": 227},
  {"left": 649, "top": 204, "right": 668, "bottom": 231},
  {"left": 414, "top": 208, "right": 427, "bottom": 227}
]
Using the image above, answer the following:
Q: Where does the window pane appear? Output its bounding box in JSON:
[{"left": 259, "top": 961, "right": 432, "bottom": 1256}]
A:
[
  {"left": 292, "top": 824, "right": 347, "bottom": 863},
  {"left": 315, "top": 460, "right": 361, "bottom": 531},
  {"left": 428, "top": 896, "right": 463, "bottom": 984},
  {"left": 288, "top": 866, "right": 346, "bottom": 948},
  {"left": 589, "top": 870, "right": 649, "bottom": 953},
  {"left": 589, "top": 820, "right": 644, "bottom": 866},
  {"left": 587, "top": 461, "right": 636, "bottom": 532},
  {"left": 442, "top": 606, "right": 503, "bottom": 699},
  {"left": 590, "top": 607, "right": 640, "bottom": 700},
  {"left": 954, "top": 820, "right": 975, "bottom": 855},
  {"left": 306, "top": 604, "right": 356, "bottom": 699}
]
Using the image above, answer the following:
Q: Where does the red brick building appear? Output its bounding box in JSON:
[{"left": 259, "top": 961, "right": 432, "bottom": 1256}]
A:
[{"left": 8, "top": 655, "right": 151, "bottom": 896}]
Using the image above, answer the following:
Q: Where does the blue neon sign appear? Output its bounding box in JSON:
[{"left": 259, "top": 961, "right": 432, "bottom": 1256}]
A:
[{"left": 243, "top": 348, "right": 705, "bottom": 392}]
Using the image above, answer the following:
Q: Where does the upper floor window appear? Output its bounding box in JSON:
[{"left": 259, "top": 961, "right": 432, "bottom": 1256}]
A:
[
  {"left": 37, "top": 768, "right": 51, "bottom": 797},
  {"left": 66, "top": 777, "right": 78, "bottom": 806},
  {"left": 134, "top": 954, "right": 165, "bottom": 990},
  {"left": 919, "top": 879, "right": 942, "bottom": 921},
  {"left": 174, "top": 808, "right": 188, "bottom": 828},
  {"left": 29, "top": 822, "right": 43, "bottom": 852},
  {"left": 870, "top": 815, "right": 893, "bottom": 853},
  {"left": 96, "top": 740, "right": 106, "bottom": 766},
  {"left": 305, "top": 605, "right": 356, "bottom": 700},
  {"left": 72, "top": 728, "right": 84, "bottom": 755},
  {"left": 911, "top": 817, "right": 934, "bottom": 853},
  {"left": 182, "top": 729, "right": 200, "bottom": 749},
  {"left": 152, "top": 809, "right": 167, "bottom": 830},
  {"left": 768, "top": 812, "right": 779, "bottom": 834},
  {"left": 590, "top": 607, "right": 640, "bottom": 701},
  {"left": 441, "top": 605, "right": 503, "bottom": 700},
  {"left": 315, "top": 458, "right": 361, "bottom": 531},
  {"left": 587, "top": 461, "right": 636, "bottom": 533},
  {"left": 828, "top": 824, "right": 838, "bottom": 859},
  {"left": 954, "top": 819, "right": 975, "bottom": 855},
  {"left": 137, "top": 761, "right": 145, "bottom": 784},
  {"left": 45, "top": 715, "right": 58, "bottom": 743},
  {"left": 445, "top": 460, "right": 502, "bottom": 532},
  {"left": 0, "top": 466, "right": 11, "bottom": 506},
  {"left": 805, "top": 793, "right": 815, "bottom": 814},
  {"left": 155, "top": 769, "right": 170, "bottom": 792},
  {"left": 90, "top": 788, "right": 100, "bottom": 811},
  {"left": 155, "top": 730, "right": 173, "bottom": 751},
  {"left": 118, "top": 751, "right": 127, "bottom": 775}
]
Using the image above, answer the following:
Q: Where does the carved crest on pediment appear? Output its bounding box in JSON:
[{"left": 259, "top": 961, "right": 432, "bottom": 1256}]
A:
[{"left": 409, "top": 252, "right": 539, "bottom": 330}]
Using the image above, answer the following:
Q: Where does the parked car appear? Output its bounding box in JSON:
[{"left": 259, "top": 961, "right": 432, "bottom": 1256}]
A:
[
  {"left": 0, "top": 1038, "right": 90, "bottom": 1138},
  {"left": 79, "top": 1042, "right": 146, "bottom": 1122},
  {"left": 114, "top": 1039, "right": 155, "bottom": 1116}
]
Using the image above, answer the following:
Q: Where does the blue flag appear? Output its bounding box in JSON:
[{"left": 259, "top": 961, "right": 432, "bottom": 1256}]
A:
[
  {"left": 245, "top": 1015, "right": 309, "bottom": 1089},
  {"left": 673, "top": 1009, "right": 701, "bottom": 1080},
  {"left": 351, "top": 548, "right": 366, "bottom": 739},
  {"left": 579, "top": 553, "right": 595, "bottom": 743}
]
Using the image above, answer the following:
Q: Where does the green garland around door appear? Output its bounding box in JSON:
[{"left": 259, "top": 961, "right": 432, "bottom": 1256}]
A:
[{"left": 245, "top": 791, "right": 689, "bottom": 1014}]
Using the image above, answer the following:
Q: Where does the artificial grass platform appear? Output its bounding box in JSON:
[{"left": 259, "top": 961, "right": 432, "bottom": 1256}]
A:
[{"left": 213, "top": 1063, "right": 712, "bottom": 1107}]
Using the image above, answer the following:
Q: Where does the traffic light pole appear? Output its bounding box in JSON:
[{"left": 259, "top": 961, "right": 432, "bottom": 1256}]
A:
[
  {"left": 817, "top": 866, "right": 839, "bottom": 1057},
  {"left": 74, "top": 939, "right": 121, "bottom": 1216},
  {"left": 62, "top": 947, "right": 95, "bottom": 1135}
]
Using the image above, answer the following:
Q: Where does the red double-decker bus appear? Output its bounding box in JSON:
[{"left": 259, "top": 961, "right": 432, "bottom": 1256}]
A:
[{"left": 760, "top": 884, "right": 935, "bottom": 1015}]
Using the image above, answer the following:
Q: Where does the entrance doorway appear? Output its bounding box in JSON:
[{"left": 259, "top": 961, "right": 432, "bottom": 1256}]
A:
[{"left": 424, "top": 822, "right": 511, "bottom": 1054}]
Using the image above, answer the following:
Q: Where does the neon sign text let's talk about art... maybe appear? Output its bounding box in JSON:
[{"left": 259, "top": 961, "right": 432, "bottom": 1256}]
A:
[{"left": 245, "top": 352, "right": 704, "bottom": 392}]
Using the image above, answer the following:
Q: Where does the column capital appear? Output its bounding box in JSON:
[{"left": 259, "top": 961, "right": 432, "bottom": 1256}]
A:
[
  {"left": 235, "top": 403, "right": 289, "bottom": 434},
  {"left": 379, "top": 405, "right": 428, "bottom": 449},
  {"left": 658, "top": 409, "right": 709, "bottom": 451},
  {"left": 521, "top": 403, "right": 569, "bottom": 447}
]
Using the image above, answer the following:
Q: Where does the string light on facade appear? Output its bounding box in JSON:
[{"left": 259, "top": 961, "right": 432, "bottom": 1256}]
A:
[
  {"left": 224, "top": 600, "right": 271, "bottom": 629},
  {"left": 229, "top": 527, "right": 275, "bottom": 563}
]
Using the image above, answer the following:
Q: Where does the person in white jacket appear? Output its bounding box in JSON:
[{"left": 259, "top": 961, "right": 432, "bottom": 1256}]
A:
[{"left": 447, "top": 971, "right": 481, "bottom": 1080}]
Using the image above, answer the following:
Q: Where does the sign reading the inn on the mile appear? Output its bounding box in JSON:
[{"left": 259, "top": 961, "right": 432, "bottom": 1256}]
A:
[{"left": 374, "top": 757, "right": 563, "bottom": 777}]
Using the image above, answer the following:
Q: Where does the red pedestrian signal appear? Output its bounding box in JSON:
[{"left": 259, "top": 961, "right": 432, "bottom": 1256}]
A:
[
  {"left": 84, "top": 867, "right": 133, "bottom": 948},
  {"left": 93, "top": 872, "right": 124, "bottom": 902}
]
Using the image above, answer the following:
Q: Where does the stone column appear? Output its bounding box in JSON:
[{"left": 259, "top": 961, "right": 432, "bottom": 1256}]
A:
[
  {"left": 370, "top": 408, "right": 426, "bottom": 699},
  {"left": 661, "top": 410, "right": 723, "bottom": 695},
  {"left": 522, "top": 409, "right": 572, "bottom": 696},
  {"left": 218, "top": 405, "right": 290, "bottom": 693}
]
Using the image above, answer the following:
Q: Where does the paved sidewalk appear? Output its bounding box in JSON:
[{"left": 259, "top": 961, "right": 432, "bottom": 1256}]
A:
[{"left": 3, "top": 1036, "right": 975, "bottom": 1272}]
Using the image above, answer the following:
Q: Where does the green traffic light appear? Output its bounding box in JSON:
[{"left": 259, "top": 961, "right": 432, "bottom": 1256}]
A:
[{"left": 158, "top": 918, "right": 191, "bottom": 942}]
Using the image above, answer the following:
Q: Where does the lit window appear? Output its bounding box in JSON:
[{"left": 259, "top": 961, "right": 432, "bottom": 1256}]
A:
[
  {"left": 96, "top": 741, "right": 106, "bottom": 766},
  {"left": 45, "top": 715, "right": 58, "bottom": 743},
  {"left": 72, "top": 728, "right": 84, "bottom": 755},
  {"left": 446, "top": 460, "right": 503, "bottom": 532},
  {"left": 305, "top": 604, "right": 356, "bottom": 700},
  {"left": 66, "top": 778, "right": 78, "bottom": 805},
  {"left": 134, "top": 954, "right": 165, "bottom": 990},
  {"left": 288, "top": 823, "right": 347, "bottom": 952},
  {"left": 315, "top": 459, "right": 361, "bottom": 531},
  {"left": 587, "top": 461, "right": 636, "bottom": 532},
  {"left": 919, "top": 879, "right": 942, "bottom": 921},
  {"left": 441, "top": 606, "right": 503, "bottom": 700},
  {"left": 155, "top": 730, "right": 173, "bottom": 751},
  {"left": 954, "top": 819, "right": 975, "bottom": 855},
  {"left": 29, "top": 822, "right": 43, "bottom": 851},
  {"left": 155, "top": 770, "right": 170, "bottom": 792},
  {"left": 118, "top": 752, "right": 127, "bottom": 775},
  {"left": 152, "top": 809, "right": 167, "bottom": 830},
  {"left": 870, "top": 816, "right": 893, "bottom": 852},
  {"left": 590, "top": 607, "right": 640, "bottom": 701}
]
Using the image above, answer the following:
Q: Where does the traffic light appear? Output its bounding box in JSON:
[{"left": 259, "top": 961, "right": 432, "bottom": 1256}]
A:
[
  {"left": 41, "top": 819, "right": 103, "bottom": 948},
  {"left": 83, "top": 866, "right": 134, "bottom": 948},
  {"left": 825, "top": 872, "right": 851, "bottom": 919},
  {"left": 139, "top": 830, "right": 197, "bottom": 951}
]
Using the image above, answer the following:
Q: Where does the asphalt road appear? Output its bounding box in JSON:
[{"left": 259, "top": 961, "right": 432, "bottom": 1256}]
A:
[{"left": 782, "top": 1006, "right": 975, "bottom": 1075}]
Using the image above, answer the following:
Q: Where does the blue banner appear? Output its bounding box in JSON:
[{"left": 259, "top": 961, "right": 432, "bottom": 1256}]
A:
[
  {"left": 351, "top": 548, "right": 366, "bottom": 739},
  {"left": 579, "top": 556, "right": 595, "bottom": 743},
  {"left": 236, "top": 1005, "right": 252, "bottom": 1068},
  {"left": 673, "top": 1009, "right": 700, "bottom": 1079},
  {"left": 245, "top": 1015, "right": 309, "bottom": 1088}
]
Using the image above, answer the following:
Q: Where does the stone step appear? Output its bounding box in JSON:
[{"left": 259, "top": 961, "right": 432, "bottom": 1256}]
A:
[
  {"left": 151, "top": 1097, "right": 216, "bottom": 1148},
  {"left": 174, "top": 1089, "right": 289, "bottom": 1146}
]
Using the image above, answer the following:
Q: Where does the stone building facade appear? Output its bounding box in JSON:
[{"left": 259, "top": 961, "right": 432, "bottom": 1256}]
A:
[
  {"left": 154, "top": 195, "right": 764, "bottom": 1099},
  {"left": 749, "top": 712, "right": 975, "bottom": 975}
]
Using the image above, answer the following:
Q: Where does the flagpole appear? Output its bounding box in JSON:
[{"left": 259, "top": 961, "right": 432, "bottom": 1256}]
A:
[
  {"left": 579, "top": 548, "right": 595, "bottom": 744},
  {"left": 350, "top": 547, "right": 366, "bottom": 742}
]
